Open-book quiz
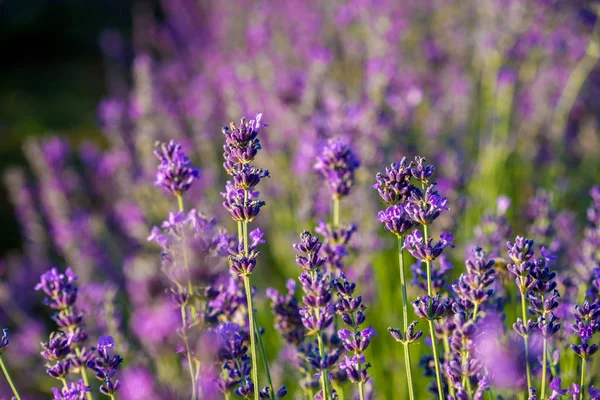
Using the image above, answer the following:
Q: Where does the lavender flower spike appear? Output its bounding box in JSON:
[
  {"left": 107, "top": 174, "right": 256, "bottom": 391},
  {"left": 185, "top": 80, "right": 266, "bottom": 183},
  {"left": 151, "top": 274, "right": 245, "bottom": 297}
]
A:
[
  {"left": 87, "top": 336, "right": 123, "bottom": 397},
  {"left": 154, "top": 140, "right": 200, "bottom": 196},
  {"left": 314, "top": 138, "right": 360, "bottom": 199}
]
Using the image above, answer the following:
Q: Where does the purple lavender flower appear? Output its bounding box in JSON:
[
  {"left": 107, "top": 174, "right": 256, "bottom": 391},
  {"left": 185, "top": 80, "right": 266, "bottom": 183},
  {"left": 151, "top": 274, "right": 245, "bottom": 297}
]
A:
[
  {"left": 52, "top": 379, "right": 91, "bottom": 400},
  {"left": 412, "top": 294, "right": 450, "bottom": 321},
  {"left": 405, "top": 184, "right": 449, "bottom": 226},
  {"left": 0, "top": 329, "right": 8, "bottom": 355},
  {"left": 388, "top": 322, "right": 423, "bottom": 345},
  {"left": 410, "top": 156, "right": 435, "bottom": 183},
  {"left": 338, "top": 354, "right": 370, "bottom": 384},
  {"left": 266, "top": 280, "right": 305, "bottom": 346},
  {"left": 222, "top": 114, "right": 266, "bottom": 170},
  {"left": 404, "top": 230, "right": 454, "bottom": 262},
  {"left": 337, "top": 327, "right": 376, "bottom": 354},
  {"left": 377, "top": 204, "right": 416, "bottom": 237},
  {"left": 314, "top": 138, "right": 360, "bottom": 199},
  {"left": 88, "top": 336, "right": 123, "bottom": 397},
  {"left": 294, "top": 231, "right": 327, "bottom": 271},
  {"left": 547, "top": 378, "right": 567, "bottom": 400},
  {"left": 35, "top": 267, "right": 79, "bottom": 310},
  {"left": 372, "top": 159, "right": 415, "bottom": 205},
  {"left": 221, "top": 183, "right": 266, "bottom": 223},
  {"left": 154, "top": 140, "right": 200, "bottom": 196}
]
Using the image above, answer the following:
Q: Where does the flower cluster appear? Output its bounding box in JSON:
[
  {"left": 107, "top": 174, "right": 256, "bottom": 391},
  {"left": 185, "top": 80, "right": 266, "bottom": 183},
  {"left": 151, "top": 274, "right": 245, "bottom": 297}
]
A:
[
  {"left": 266, "top": 280, "right": 305, "bottom": 346},
  {"left": 294, "top": 231, "right": 339, "bottom": 397},
  {"left": 36, "top": 268, "right": 92, "bottom": 385},
  {"left": 87, "top": 336, "right": 123, "bottom": 397},
  {"left": 148, "top": 209, "right": 228, "bottom": 285},
  {"left": 221, "top": 114, "right": 268, "bottom": 225},
  {"left": 452, "top": 248, "right": 496, "bottom": 318},
  {"left": 336, "top": 273, "right": 375, "bottom": 389},
  {"left": 154, "top": 140, "right": 200, "bottom": 196},
  {"left": 314, "top": 138, "right": 360, "bottom": 199},
  {"left": 570, "top": 300, "right": 600, "bottom": 360},
  {"left": 52, "top": 379, "right": 91, "bottom": 400}
]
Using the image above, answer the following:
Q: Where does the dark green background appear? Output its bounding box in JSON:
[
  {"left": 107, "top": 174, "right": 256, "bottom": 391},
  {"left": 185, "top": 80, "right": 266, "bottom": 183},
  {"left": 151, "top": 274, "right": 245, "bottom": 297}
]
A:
[{"left": 0, "top": 0, "right": 133, "bottom": 255}]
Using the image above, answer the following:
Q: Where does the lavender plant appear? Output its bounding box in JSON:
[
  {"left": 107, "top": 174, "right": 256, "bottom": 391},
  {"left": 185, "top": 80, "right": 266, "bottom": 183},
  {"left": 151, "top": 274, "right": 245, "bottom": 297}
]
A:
[{"left": 4, "top": 2, "right": 600, "bottom": 398}]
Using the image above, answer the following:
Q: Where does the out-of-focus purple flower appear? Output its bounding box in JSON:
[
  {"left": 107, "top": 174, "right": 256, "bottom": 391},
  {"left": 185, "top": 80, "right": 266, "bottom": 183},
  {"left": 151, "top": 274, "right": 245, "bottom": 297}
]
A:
[
  {"left": 119, "top": 367, "right": 159, "bottom": 400},
  {"left": 314, "top": 138, "right": 360, "bottom": 199},
  {"left": 411, "top": 255, "right": 453, "bottom": 293},
  {"left": 266, "top": 280, "right": 305, "bottom": 346},
  {"left": 0, "top": 329, "right": 8, "bottom": 355},
  {"left": 547, "top": 378, "right": 567, "bottom": 400},
  {"left": 154, "top": 140, "right": 200, "bottom": 196}
]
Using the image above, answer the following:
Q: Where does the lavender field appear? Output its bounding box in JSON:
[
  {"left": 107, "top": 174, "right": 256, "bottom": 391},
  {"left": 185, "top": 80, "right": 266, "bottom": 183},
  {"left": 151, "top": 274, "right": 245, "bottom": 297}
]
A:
[{"left": 1, "top": 1, "right": 600, "bottom": 399}]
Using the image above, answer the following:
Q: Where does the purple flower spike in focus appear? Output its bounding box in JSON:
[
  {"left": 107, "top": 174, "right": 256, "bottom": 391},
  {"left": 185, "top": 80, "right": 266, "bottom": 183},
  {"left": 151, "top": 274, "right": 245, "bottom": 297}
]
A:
[
  {"left": 35, "top": 267, "right": 79, "bottom": 310},
  {"left": 314, "top": 138, "right": 360, "bottom": 199},
  {"left": 372, "top": 158, "right": 415, "bottom": 205},
  {"left": 410, "top": 156, "right": 435, "bottom": 183},
  {"left": 88, "top": 336, "right": 123, "bottom": 397},
  {"left": 412, "top": 294, "right": 450, "bottom": 321},
  {"left": 403, "top": 230, "right": 454, "bottom": 262},
  {"left": 377, "top": 204, "right": 416, "bottom": 237},
  {"left": 222, "top": 113, "right": 266, "bottom": 170},
  {"left": 154, "top": 140, "right": 200, "bottom": 196}
]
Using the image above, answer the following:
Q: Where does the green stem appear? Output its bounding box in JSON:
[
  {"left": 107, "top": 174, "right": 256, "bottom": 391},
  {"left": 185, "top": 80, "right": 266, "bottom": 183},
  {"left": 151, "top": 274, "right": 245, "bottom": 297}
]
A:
[
  {"left": 519, "top": 283, "right": 532, "bottom": 394},
  {"left": 253, "top": 312, "right": 275, "bottom": 400},
  {"left": 580, "top": 358, "right": 587, "bottom": 400},
  {"left": 333, "top": 196, "right": 340, "bottom": 229},
  {"left": 180, "top": 306, "right": 197, "bottom": 400},
  {"left": 472, "top": 303, "right": 479, "bottom": 322},
  {"left": 397, "top": 237, "right": 415, "bottom": 400},
  {"left": 442, "top": 335, "right": 456, "bottom": 398},
  {"left": 243, "top": 275, "right": 260, "bottom": 400},
  {"left": 541, "top": 338, "right": 548, "bottom": 399},
  {"left": 75, "top": 348, "right": 94, "bottom": 400},
  {"left": 316, "top": 333, "right": 331, "bottom": 400},
  {"left": 0, "top": 356, "right": 22, "bottom": 400},
  {"left": 422, "top": 224, "right": 433, "bottom": 297},
  {"left": 428, "top": 320, "right": 445, "bottom": 400},
  {"left": 176, "top": 194, "right": 196, "bottom": 314}
]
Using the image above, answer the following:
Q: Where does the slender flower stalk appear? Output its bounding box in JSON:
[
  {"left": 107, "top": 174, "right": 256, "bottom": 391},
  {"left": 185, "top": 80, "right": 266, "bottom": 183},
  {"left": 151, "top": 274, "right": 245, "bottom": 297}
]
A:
[
  {"left": 507, "top": 236, "right": 536, "bottom": 394},
  {"left": 222, "top": 114, "right": 277, "bottom": 400},
  {"left": 0, "top": 330, "right": 22, "bottom": 400},
  {"left": 397, "top": 239, "right": 415, "bottom": 400},
  {"left": 153, "top": 140, "right": 201, "bottom": 399}
]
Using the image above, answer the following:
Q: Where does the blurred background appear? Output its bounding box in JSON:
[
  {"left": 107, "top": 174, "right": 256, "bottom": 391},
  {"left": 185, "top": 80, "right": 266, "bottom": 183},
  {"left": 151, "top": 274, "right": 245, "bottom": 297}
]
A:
[
  {"left": 1, "top": 0, "right": 600, "bottom": 398},
  {"left": 0, "top": 0, "right": 132, "bottom": 255}
]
